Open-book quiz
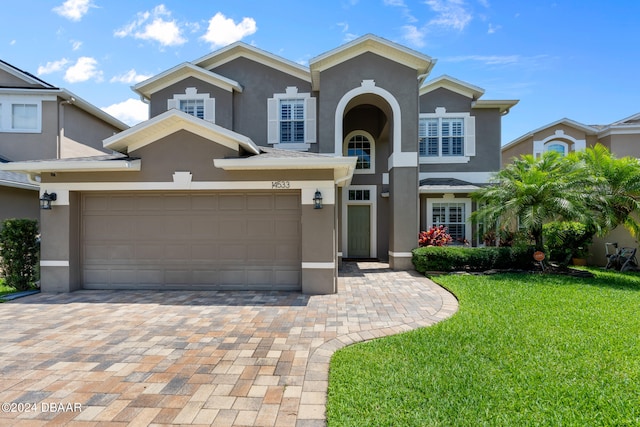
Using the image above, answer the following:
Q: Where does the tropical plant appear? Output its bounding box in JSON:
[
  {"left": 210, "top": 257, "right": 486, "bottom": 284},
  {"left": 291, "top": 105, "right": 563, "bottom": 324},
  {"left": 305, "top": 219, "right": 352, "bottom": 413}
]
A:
[
  {"left": 418, "top": 225, "right": 452, "bottom": 247},
  {"left": 571, "top": 144, "right": 640, "bottom": 237},
  {"left": 471, "top": 151, "right": 597, "bottom": 251},
  {"left": 543, "top": 221, "right": 595, "bottom": 266}
]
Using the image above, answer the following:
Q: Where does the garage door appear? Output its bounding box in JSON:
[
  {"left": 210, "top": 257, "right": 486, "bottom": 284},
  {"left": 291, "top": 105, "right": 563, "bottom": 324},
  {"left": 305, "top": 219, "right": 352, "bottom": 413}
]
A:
[{"left": 81, "top": 191, "right": 301, "bottom": 290}]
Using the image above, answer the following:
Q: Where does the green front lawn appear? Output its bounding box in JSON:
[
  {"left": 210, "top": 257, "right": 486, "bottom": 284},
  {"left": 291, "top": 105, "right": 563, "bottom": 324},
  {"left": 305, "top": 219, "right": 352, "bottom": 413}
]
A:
[
  {"left": 0, "top": 278, "right": 17, "bottom": 297},
  {"left": 327, "top": 270, "right": 640, "bottom": 426}
]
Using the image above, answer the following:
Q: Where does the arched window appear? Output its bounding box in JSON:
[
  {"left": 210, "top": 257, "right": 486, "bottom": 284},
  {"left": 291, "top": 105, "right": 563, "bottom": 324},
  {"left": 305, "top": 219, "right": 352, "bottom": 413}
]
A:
[
  {"left": 344, "top": 131, "right": 375, "bottom": 173},
  {"left": 545, "top": 141, "right": 568, "bottom": 156}
]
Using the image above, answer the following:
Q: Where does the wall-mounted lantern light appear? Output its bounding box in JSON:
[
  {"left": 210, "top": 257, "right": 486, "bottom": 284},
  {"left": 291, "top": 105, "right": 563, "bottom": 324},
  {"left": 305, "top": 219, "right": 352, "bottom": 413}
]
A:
[
  {"left": 40, "top": 191, "right": 57, "bottom": 210},
  {"left": 313, "top": 189, "right": 323, "bottom": 209}
]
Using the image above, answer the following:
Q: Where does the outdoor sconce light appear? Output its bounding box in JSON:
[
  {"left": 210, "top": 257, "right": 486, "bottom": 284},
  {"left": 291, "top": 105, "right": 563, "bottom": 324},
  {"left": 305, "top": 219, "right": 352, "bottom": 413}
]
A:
[
  {"left": 40, "top": 191, "right": 57, "bottom": 210},
  {"left": 313, "top": 189, "right": 323, "bottom": 209}
]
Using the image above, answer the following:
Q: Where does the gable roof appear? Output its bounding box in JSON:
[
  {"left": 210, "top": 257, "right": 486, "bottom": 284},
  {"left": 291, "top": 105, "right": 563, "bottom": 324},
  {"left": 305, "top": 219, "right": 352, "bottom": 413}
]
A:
[
  {"left": 309, "top": 34, "right": 436, "bottom": 90},
  {"left": 502, "top": 118, "right": 599, "bottom": 151},
  {"left": 193, "top": 42, "right": 311, "bottom": 84},
  {"left": 133, "top": 62, "right": 243, "bottom": 101},
  {"left": 420, "top": 75, "right": 484, "bottom": 99},
  {"left": 0, "top": 59, "right": 57, "bottom": 88},
  {"left": 103, "top": 109, "right": 260, "bottom": 155},
  {"left": 597, "top": 112, "right": 640, "bottom": 137}
]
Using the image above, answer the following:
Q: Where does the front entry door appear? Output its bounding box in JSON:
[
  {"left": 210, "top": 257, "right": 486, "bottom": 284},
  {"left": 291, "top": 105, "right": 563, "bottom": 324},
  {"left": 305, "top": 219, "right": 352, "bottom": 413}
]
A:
[{"left": 348, "top": 205, "right": 371, "bottom": 258}]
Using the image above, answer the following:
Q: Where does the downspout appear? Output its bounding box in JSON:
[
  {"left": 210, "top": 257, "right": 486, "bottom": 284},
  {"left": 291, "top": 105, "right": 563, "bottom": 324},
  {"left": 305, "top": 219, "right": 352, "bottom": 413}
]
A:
[{"left": 58, "top": 97, "right": 75, "bottom": 159}]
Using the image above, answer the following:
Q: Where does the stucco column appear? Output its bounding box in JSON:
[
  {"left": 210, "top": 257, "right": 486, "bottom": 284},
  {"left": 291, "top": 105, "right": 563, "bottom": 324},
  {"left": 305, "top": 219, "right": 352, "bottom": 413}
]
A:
[
  {"left": 300, "top": 186, "right": 337, "bottom": 294},
  {"left": 388, "top": 165, "right": 419, "bottom": 270},
  {"left": 39, "top": 190, "right": 80, "bottom": 292}
]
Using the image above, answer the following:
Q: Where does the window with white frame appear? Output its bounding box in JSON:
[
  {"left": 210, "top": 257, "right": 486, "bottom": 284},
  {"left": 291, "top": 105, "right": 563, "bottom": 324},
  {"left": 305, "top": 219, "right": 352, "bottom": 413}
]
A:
[
  {"left": 426, "top": 197, "right": 472, "bottom": 244},
  {"left": 0, "top": 97, "right": 42, "bottom": 132},
  {"left": 348, "top": 188, "right": 371, "bottom": 201},
  {"left": 267, "top": 87, "right": 316, "bottom": 150},
  {"left": 344, "top": 131, "right": 375, "bottom": 173},
  {"left": 545, "top": 142, "right": 567, "bottom": 156},
  {"left": 419, "top": 107, "right": 475, "bottom": 163},
  {"left": 167, "top": 88, "right": 215, "bottom": 122}
]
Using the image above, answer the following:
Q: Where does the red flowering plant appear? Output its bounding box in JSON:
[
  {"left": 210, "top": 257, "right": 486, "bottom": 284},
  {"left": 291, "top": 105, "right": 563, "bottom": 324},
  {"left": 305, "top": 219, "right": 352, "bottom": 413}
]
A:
[{"left": 418, "top": 225, "right": 453, "bottom": 247}]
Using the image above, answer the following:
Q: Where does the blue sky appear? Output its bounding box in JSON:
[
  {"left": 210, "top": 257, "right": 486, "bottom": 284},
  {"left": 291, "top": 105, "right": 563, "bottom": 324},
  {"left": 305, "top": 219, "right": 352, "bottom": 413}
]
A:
[{"left": 1, "top": 0, "right": 638, "bottom": 144}]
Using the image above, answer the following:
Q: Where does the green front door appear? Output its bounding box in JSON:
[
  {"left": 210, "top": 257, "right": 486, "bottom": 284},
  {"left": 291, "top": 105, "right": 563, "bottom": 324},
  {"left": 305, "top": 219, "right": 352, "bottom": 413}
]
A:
[{"left": 348, "top": 205, "right": 371, "bottom": 258}]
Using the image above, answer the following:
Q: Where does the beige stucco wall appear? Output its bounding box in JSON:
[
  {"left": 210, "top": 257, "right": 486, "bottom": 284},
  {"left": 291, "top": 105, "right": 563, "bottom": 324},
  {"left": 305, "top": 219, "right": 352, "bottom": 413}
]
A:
[
  {"left": 590, "top": 226, "right": 639, "bottom": 267},
  {"left": 0, "top": 186, "right": 39, "bottom": 225}
]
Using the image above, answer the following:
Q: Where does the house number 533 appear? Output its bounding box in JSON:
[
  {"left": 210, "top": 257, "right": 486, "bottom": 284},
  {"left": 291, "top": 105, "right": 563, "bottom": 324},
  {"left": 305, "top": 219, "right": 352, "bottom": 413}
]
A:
[{"left": 272, "top": 181, "right": 290, "bottom": 189}]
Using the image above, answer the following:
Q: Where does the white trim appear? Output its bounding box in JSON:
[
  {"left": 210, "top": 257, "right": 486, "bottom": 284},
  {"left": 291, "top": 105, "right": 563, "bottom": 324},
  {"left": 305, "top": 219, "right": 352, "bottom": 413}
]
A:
[
  {"left": 343, "top": 130, "right": 375, "bottom": 174},
  {"left": 418, "top": 107, "right": 475, "bottom": 163},
  {"left": 420, "top": 75, "right": 485, "bottom": 99},
  {"left": 40, "top": 260, "right": 69, "bottom": 267},
  {"left": 533, "top": 129, "right": 586, "bottom": 157},
  {"left": 598, "top": 124, "right": 640, "bottom": 138},
  {"left": 267, "top": 87, "right": 317, "bottom": 146},
  {"left": 382, "top": 173, "right": 389, "bottom": 185},
  {"left": 419, "top": 171, "right": 493, "bottom": 184},
  {"left": 342, "top": 184, "right": 377, "bottom": 259},
  {"left": 35, "top": 180, "right": 337, "bottom": 205},
  {"left": 388, "top": 152, "right": 418, "bottom": 169},
  {"left": 168, "top": 87, "right": 215, "bottom": 123},
  {"left": 0, "top": 159, "right": 141, "bottom": 173},
  {"left": 302, "top": 262, "right": 335, "bottom": 269},
  {"left": 104, "top": 109, "right": 260, "bottom": 155},
  {"left": 0, "top": 95, "right": 46, "bottom": 133},
  {"left": 388, "top": 251, "right": 412, "bottom": 257},
  {"left": 335, "top": 80, "right": 404, "bottom": 168},
  {"left": 425, "top": 197, "right": 472, "bottom": 244}
]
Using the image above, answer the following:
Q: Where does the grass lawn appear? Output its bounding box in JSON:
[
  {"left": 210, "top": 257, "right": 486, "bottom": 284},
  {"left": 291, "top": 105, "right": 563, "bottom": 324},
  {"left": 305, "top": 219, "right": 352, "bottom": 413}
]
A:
[
  {"left": 327, "top": 269, "right": 640, "bottom": 426},
  {"left": 0, "top": 278, "right": 17, "bottom": 297}
]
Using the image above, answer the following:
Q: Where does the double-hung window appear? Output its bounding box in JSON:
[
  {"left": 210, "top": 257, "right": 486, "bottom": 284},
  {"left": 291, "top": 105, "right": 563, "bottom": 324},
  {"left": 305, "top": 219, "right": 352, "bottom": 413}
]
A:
[
  {"left": 419, "top": 107, "right": 475, "bottom": 163},
  {"left": 168, "top": 88, "right": 214, "bottom": 122},
  {"left": 267, "top": 87, "right": 316, "bottom": 150},
  {"left": 279, "top": 99, "right": 305, "bottom": 143},
  {"left": 0, "top": 96, "right": 42, "bottom": 133}
]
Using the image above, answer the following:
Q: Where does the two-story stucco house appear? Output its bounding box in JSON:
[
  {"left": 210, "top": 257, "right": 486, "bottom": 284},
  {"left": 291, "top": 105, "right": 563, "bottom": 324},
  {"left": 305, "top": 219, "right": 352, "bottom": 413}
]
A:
[
  {"left": 1, "top": 34, "right": 517, "bottom": 294},
  {"left": 0, "top": 60, "right": 128, "bottom": 225},
  {"left": 501, "top": 113, "right": 640, "bottom": 264}
]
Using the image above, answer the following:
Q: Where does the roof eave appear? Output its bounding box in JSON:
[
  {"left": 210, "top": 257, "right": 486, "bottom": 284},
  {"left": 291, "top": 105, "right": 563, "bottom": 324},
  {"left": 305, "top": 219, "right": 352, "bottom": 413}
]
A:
[{"left": 0, "top": 159, "right": 141, "bottom": 174}]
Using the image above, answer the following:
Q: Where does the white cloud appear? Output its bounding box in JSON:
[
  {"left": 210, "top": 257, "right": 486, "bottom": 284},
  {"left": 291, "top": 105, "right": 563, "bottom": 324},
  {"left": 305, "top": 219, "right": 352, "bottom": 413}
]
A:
[
  {"left": 10, "top": 40, "right": 16, "bottom": 46},
  {"left": 201, "top": 12, "right": 257, "bottom": 48},
  {"left": 115, "top": 4, "right": 187, "bottom": 47},
  {"left": 401, "top": 25, "right": 426, "bottom": 47},
  {"left": 53, "top": 0, "right": 93, "bottom": 21},
  {"left": 425, "top": 0, "right": 472, "bottom": 31},
  {"left": 110, "top": 69, "right": 153, "bottom": 84},
  {"left": 487, "top": 23, "right": 501, "bottom": 34},
  {"left": 37, "top": 58, "right": 70, "bottom": 75},
  {"left": 70, "top": 39, "right": 82, "bottom": 50},
  {"left": 383, "top": 0, "right": 406, "bottom": 6},
  {"left": 64, "top": 56, "right": 103, "bottom": 83},
  {"left": 101, "top": 98, "right": 148, "bottom": 126}
]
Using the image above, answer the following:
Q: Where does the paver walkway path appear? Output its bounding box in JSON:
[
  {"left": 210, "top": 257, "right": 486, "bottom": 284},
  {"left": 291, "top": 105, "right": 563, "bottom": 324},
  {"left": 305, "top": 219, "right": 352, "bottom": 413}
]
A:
[{"left": 0, "top": 262, "right": 458, "bottom": 426}]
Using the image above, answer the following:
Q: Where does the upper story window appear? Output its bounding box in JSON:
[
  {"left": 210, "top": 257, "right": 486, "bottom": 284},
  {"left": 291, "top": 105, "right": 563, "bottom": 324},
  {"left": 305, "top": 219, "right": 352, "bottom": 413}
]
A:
[
  {"left": 419, "top": 107, "right": 475, "bottom": 164},
  {"left": 0, "top": 96, "right": 42, "bottom": 133},
  {"left": 168, "top": 87, "right": 214, "bottom": 122},
  {"left": 268, "top": 87, "right": 316, "bottom": 151},
  {"left": 545, "top": 142, "right": 567, "bottom": 156},
  {"left": 343, "top": 130, "right": 375, "bottom": 174}
]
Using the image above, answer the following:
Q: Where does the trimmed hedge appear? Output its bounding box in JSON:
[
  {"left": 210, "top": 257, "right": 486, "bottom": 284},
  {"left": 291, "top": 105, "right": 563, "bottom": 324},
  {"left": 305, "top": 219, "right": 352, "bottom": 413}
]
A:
[
  {"left": 412, "top": 246, "right": 536, "bottom": 273},
  {"left": 0, "top": 219, "right": 39, "bottom": 291}
]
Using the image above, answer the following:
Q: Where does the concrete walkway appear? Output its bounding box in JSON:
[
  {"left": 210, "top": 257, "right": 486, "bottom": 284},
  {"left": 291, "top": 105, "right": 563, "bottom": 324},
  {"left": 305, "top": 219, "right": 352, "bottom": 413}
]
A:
[{"left": 0, "top": 262, "right": 458, "bottom": 426}]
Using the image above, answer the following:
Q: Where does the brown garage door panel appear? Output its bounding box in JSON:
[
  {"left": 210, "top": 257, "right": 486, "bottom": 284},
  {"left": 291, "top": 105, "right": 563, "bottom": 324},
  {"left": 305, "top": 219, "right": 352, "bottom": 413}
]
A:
[{"left": 82, "top": 192, "right": 301, "bottom": 290}]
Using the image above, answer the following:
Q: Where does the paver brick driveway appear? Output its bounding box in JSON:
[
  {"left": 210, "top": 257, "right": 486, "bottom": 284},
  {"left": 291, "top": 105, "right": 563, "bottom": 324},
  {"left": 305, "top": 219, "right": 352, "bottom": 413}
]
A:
[{"left": 0, "top": 262, "right": 458, "bottom": 426}]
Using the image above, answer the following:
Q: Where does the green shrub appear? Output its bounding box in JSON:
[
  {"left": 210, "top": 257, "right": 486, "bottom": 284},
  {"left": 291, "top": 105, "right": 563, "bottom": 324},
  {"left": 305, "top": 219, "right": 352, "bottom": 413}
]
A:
[
  {"left": 0, "top": 219, "right": 39, "bottom": 291},
  {"left": 543, "top": 221, "right": 594, "bottom": 266},
  {"left": 412, "top": 246, "right": 535, "bottom": 273}
]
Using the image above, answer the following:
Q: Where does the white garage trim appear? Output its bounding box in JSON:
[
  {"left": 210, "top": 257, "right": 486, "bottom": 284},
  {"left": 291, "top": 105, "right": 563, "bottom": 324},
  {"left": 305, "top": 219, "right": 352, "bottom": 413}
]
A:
[{"left": 40, "top": 260, "right": 70, "bottom": 267}]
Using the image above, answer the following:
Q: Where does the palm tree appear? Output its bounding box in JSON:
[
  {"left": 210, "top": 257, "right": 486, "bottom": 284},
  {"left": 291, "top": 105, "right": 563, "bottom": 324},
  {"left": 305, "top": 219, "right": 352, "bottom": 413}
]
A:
[
  {"left": 472, "top": 151, "right": 597, "bottom": 251},
  {"left": 572, "top": 144, "right": 640, "bottom": 237}
]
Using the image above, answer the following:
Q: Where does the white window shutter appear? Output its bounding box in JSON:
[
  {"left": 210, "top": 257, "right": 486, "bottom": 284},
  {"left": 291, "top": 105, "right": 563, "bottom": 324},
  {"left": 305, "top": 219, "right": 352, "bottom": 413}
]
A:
[
  {"left": 304, "top": 96, "right": 316, "bottom": 143},
  {"left": 465, "top": 115, "right": 476, "bottom": 156},
  {"left": 167, "top": 99, "right": 178, "bottom": 111},
  {"left": 267, "top": 98, "right": 279, "bottom": 144},
  {"left": 205, "top": 98, "right": 215, "bottom": 123}
]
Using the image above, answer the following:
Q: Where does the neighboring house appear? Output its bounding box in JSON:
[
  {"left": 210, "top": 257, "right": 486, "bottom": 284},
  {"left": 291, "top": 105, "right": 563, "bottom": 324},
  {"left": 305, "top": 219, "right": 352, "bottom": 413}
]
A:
[
  {"left": 1, "top": 34, "right": 517, "bottom": 294},
  {"left": 0, "top": 59, "right": 128, "bottom": 227},
  {"left": 501, "top": 113, "right": 640, "bottom": 264}
]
